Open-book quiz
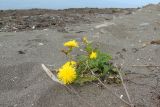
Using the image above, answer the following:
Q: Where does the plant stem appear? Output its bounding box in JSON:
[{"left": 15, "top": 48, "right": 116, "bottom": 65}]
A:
[{"left": 117, "top": 68, "right": 134, "bottom": 107}]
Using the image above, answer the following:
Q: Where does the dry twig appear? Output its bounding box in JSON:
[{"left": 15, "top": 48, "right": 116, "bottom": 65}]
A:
[
  {"left": 117, "top": 67, "right": 134, "bottom": 107},
  {"left": 130, "top": 65, "right": 160, "bottom": 67}
]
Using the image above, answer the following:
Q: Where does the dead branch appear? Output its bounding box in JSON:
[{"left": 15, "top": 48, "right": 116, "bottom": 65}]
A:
[
  {"left": 117, "top": 68, "right": 134, "bottom": 107},
  {"left": 130, "top": 65, "right": 160, "bottom": 67}
]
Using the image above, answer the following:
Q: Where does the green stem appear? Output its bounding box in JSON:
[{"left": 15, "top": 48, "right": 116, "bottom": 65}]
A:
[{"left": 67, "top": 47, "right": 73, "bottom": 63}]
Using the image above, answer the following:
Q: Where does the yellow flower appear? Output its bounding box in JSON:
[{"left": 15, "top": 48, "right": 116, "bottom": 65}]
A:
[
  {"left": 82, "top": 37, "right": 88, "bottom": 44},
  {"left": 90, "top": 51, "right": 97, "bottom": 59},
  {"left": 64, "top": 40, "right": 78, "bottom": 48},
  {"left": 57, "top": 62, "right": 77, "bottom": 84}
]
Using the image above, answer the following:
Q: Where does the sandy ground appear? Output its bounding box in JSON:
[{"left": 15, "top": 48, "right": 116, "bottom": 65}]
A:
[
  {"left": 0, "top": 8, "right": 135, "bottom": 32},
  {"left": 0, "top": 4, "right": 160, "bottom": 107}
]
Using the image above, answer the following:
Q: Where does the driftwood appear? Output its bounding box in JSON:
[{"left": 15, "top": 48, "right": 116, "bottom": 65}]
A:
[{"left": 41, "top": 64, "right": 62, "bottom": 84}]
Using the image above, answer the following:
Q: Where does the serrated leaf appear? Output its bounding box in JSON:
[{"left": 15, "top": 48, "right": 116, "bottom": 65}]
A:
[{"left": 74, "top": 76, "right": 97, "bottom": 85}]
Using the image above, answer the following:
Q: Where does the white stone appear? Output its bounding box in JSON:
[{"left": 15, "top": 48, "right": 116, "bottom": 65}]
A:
[{"left": 38, "top": 43, "right": 44, "bottom": 46}]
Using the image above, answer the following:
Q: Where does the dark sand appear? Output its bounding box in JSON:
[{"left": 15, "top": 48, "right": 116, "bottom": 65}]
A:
[{"left": 0, "top": 4, "right": 160, "bottom": 107}]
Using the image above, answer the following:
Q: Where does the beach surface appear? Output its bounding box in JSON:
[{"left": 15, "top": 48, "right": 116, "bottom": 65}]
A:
[{"left": 0, "top": 4, "right": 160, "bottom": 107}]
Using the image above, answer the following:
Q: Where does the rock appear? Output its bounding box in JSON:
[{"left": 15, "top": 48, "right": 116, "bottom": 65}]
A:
[
  {"left": 18, "top": 50, "right": 26, "bottom": 54},
  {"left": 38, "top": 43, "right": 44, "bottom": 46},
  {"left": 32, "top": 26, "right": 35, "bottom": 29},
  {"left": 132, "top": 48, "right": 139, "bottom": 53}
]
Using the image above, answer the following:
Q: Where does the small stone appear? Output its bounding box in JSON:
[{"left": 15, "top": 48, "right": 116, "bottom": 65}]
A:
[
  {"left": 142, "top": 43, "right": 147, "bottom": 47},
  {"left": 32, "top": 26, "right": 35, "bottom": 29},
  {"left": 120, "top": 95, "right": 123, "bottom": 99},
  {"left": 18, "top": 50, "right": 25, "bottom": 54},
  {"left": 13, "top": 27, "right": 17, "bottom": 30},
  {"left": 38, "top": 43, "right": 44, "bottom": 46},
  {"left": 132, "top": 48, "right": 139, "bottom": 53},
  {"left": 120, "top": 63, "right": 124, "bottom": 66},
  {"left": 122, "top": 48, "right": 127, "bottom": 52}
]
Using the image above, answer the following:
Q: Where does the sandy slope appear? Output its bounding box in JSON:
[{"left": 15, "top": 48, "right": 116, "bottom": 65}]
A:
[{"left": 0, "top": 4, "right": 160, "bottom": 107}]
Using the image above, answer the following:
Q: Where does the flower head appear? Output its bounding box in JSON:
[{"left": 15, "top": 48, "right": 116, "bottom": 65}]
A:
[
  {"left": 90, "top": 51, "right": 97, "bottom": 59},
  {"left": 57, "top": 61, "right": 77, "bottom": 84},
  {"left": 64, "top": 40, "right": 78, "bottom": 48}
]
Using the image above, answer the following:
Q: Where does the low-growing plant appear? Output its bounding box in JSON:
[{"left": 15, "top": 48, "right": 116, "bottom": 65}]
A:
[
  {"left": 57, "top": 37, "right": 120, "bottom": 85},
  {"left": 41, "top": 37, "right": 132, "bottom": 106}
]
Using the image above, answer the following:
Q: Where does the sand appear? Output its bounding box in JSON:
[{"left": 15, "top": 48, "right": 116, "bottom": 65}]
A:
[{"left": 0, "top": 4, "right": 160, "bottom": 107}]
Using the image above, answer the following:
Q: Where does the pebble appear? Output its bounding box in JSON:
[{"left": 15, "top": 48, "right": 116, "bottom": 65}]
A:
[
  {"left": 132, "top": 48, "right": 139, "bottom": 53},
  {"left": 18, "top": 50, "right": 25, "bottom": 54},
  {"left": 142, "top": 43, "right": 147, "bottom": 47},
  {"left": 32, "top": 26, "right": 35, "bottom": 29},
  {"left": 38, "top": 43, "right": 44, "bottom": 46},
  {"left": 120, "top": 95, "right": 123, "bottom": 99},
  {"left": 122, "top": 48, "right": 127, "bottom": 52}
]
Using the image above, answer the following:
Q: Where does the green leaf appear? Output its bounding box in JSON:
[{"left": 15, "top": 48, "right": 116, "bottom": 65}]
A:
[
  {"left": 74, "top": 76, "right": 97, "bottom": 85},
  {"left": 85, "top": 43, "right": 93, "bottom": 53}
]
